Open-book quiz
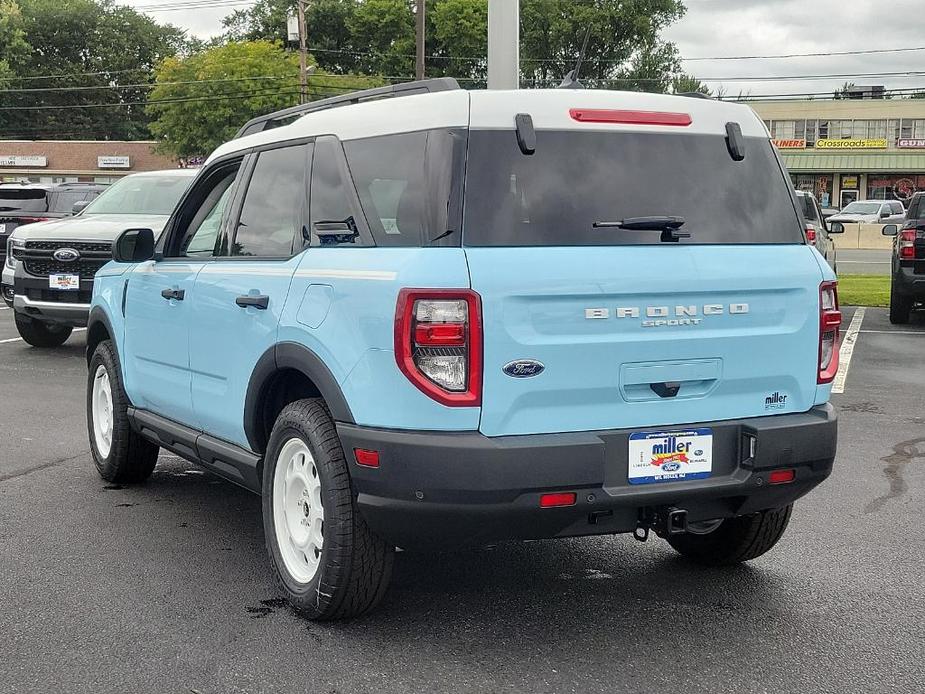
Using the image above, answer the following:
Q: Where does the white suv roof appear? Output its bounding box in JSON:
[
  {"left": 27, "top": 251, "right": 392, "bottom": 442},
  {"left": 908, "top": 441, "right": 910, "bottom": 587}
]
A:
[{"left": 209, "top": 88, "right": 768, "bottom": 164}]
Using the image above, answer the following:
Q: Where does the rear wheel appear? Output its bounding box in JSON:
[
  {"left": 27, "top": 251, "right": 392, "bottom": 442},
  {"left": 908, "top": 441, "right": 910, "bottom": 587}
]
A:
[
  {"left": 15, "top": 313, "right": 72, "bottom": 347},
  {"left": 665, "top": 505, "right": 793, "bottom": 565},
  {"left": 87, "top": 340, "right": 159, "bottom": 483},
  {"left": 263, "top": 398, "right": 394, "bottom": 620},
  {"left": 889, "top": 283, "right": 913, "bottom": 324}
]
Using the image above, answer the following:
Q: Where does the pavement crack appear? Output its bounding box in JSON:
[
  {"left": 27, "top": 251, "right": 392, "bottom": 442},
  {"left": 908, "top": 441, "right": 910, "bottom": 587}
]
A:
[
  {"left": 0, "top": 450, "right": 89, "bottom": 484},
  {"left": 865, "top": 437, "right": 925, "bottom": 513}
]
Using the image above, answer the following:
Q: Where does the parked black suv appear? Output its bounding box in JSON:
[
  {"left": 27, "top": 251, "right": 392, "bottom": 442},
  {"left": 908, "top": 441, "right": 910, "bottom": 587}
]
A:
[
  {"left": 0, "top": 182, "right": 107, "bottom": 265},
  {"left": 884, "top": 191, "right": 925, "bottom": 324}
]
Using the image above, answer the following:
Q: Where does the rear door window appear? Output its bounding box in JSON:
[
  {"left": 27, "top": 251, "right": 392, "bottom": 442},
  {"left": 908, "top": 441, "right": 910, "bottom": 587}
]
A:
[
  {"left": 232, "top": 144, "right": 309, "bottom": 257},
  {"left": 463, "top": 130, "right": 804, "bottom": 246},
  {"left": 308, "top": 136, "right": 373, "bottom": 247}
]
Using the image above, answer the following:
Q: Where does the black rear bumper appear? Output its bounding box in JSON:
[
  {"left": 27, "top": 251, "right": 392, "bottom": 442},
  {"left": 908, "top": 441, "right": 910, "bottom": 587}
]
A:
[
  {"left": 339, "top": 404, "right": 837, "bottom": 549},
  {"left": 893, "top": 261, "right": 925, "bottom": 298}
]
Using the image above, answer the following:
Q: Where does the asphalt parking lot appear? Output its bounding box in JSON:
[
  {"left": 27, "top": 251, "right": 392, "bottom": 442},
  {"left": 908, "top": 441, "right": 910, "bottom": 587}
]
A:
[{"left": 1, "top": 305, "right": 923, "bottom": 694}]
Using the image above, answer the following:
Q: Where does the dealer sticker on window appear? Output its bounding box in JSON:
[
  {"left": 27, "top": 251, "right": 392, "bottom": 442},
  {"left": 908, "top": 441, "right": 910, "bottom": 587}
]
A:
[
  {"left": 49, "top": 274, "right": 80, "bottom": 291},
  {"left": 628, "top": 428, "right": 713, "bottom": 485}
]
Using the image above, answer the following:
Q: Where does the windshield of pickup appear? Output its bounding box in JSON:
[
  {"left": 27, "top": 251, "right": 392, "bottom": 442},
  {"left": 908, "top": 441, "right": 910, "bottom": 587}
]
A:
[{"left": 82, "top": 174, "right": 190, "bottom": 215}]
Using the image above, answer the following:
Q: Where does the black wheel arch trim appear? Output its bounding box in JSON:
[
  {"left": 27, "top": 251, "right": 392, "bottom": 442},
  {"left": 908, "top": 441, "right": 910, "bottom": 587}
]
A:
[
  {"left": 244, "top": 341, "right": 355, "bottom": 453},
  {"left": 86, "top": 306, "right": 117, "bottom": 365}
]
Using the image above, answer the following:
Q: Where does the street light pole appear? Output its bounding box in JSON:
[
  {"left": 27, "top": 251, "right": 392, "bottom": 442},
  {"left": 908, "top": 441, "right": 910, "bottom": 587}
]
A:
[
  {"left": 297, "top": 0, "right": 309, "bottom": 103},
  {"left": 487, "top": 0, "right": 519, "bottom": 90},
  {"left": 415, "top": 0, "right": 426, "bottom": 81}
]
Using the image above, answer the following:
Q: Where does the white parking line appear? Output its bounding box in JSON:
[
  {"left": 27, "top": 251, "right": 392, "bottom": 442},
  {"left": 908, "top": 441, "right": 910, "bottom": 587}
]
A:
[
  {"left": 0, "top": 327, "right": 86, "bottom": 345},
  {"left": 859, "top": 329, "right": 925, "bottom": 335},
  {"left": 832, "top": 307, "right": 865, "bottom": 394}
]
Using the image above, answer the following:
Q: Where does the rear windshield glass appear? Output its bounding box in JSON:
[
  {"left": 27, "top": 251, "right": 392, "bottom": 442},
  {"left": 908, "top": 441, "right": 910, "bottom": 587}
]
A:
[
  {"left": 462, "top": 130, "right": 804, "bottom": 246},
  {"left": 0, "top": 188, "right": 48, "bottom": 214},
  {"left": 83, "top": 175, "right": 190, "bottom": 215}
]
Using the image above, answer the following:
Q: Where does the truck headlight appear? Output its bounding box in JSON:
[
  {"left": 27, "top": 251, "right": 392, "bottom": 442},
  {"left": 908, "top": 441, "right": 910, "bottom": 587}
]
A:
[{"left": 5, "top": 239, "right": 23, "bottom": 268}]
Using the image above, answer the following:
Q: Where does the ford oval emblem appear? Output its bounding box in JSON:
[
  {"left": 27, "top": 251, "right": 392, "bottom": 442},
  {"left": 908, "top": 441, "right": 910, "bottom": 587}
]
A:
[
  {"left": 53, "top": 247, "right": 80, "bottom": 262},
  {"left": 502, "top": 359, "right": 545, "bottom": 378}
]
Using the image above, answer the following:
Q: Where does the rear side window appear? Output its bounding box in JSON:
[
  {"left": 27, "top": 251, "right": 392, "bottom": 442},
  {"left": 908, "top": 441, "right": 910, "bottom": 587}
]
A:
[
  {"left": 890, "top": 201, "right": 904, "bottom": 215},
  {"left": 908, "top": 194, "right": 923, "bottom": 219},
  {"left": 233, "top": 144, "right": 309, "bottom": 257},
  {"left": 308, "top": 136, "right": 371, "bottom": 247},
  {"left": 463, "top": 130, "right": 804, "bottom": 246},
  {"left": 46, "top": 190, "right": 97, "bottom": 214},
  {"left": 343, "top": 129, "right": 465, "bottom": 247}
]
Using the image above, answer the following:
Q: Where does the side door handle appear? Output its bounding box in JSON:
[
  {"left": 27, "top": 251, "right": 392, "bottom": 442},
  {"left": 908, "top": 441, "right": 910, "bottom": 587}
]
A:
[
  {"left": 161, "top": 288, "right": 185, "bottom": 301},
  {"left": 236, "top": 294, "right": 269, "bottom": 310}
]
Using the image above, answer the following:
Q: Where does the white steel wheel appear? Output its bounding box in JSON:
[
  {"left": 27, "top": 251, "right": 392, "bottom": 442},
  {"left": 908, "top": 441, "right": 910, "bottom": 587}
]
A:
[
  {"left": 91, "top": 364, "right": 114, "bottom": 459},
  {"left": 272, "top": 437, "right": 325, "bottom": 584}
]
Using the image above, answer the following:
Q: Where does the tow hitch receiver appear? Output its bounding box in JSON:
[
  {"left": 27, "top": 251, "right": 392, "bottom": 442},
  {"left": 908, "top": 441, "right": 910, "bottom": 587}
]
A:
[{"left": 635, "top": 506, "right": 689, "bottom": 542}]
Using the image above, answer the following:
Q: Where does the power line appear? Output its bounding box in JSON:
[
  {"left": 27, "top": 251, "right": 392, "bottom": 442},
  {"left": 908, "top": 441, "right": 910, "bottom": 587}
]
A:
[{"left": 684, "top": 45, "right": 925, "bottom": 62}]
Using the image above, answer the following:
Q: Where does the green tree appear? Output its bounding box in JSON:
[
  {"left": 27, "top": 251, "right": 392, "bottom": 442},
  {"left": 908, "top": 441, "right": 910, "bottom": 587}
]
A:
[
  {"left": 0, "top": 0, "right": 30, "bottom": 89},
  {"left": 0, "top": 0, "right": 187, "bottom": 140},
  {"left": 519, "top": 0, "right": 685, "bottom": 90},
  {"left": 671, "top": 73, "right": 710, "bottom": 96},
  {"left": 147, "top": 40, "right": 380, "bottom": 157},
  {"left": 430, "top": 0, "right": 488, "bottom": 81}
]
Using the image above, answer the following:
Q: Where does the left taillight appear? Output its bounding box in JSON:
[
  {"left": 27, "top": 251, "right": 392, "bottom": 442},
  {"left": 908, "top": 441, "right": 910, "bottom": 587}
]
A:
[
  {"left": 394, "top": 288, "right": 482, "bottom": 407},
  {"left": 805, "top": 225, "right": 817, "bottom": 246},
  {"left": 818, "top": 281, "right": 841, "bottom": 384}
]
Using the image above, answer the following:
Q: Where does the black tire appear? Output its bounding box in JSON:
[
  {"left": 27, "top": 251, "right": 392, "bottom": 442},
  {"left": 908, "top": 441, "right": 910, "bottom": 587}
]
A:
[
  {"left": 262, "top": 398, "right": 393, "bottom": 620},
  {"left": 665, "top": 505, "right": 793, "bottom": 566},
  {"left": 15, "top": 313, "right": 72, "bottom": 347},
  {"left": 87, "top": 340, "right": 159, "bottom": 483}
]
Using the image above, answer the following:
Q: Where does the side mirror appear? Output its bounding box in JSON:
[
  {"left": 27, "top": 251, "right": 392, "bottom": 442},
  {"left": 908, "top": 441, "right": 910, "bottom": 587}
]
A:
[
  {"left": 113, "top": 228, "right": 155, "bottom": 263},
  {"left": 882, "top": 224, "right": 899, "bottom": 236},
  {"left": 880, "top": 210, "right": 891, "bottom": 219},
  {"left": 72, "top": 200, "right": 90, "bottom": 215},
  {"left": 828, "top": 222, "right": 845, "bottom": 234}
]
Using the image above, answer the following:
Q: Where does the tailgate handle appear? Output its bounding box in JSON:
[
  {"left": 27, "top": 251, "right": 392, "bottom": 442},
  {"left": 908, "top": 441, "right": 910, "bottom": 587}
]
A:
[{"left": 650, "top": 382, "right": 682, "bottom": 398}]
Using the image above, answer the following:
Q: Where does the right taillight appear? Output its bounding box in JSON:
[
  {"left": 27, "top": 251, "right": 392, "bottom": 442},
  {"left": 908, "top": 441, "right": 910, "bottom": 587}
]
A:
[
  {"left": 818, "top": 281, "right": 841, "bottom": 384},
  {"left": 394, "top": 289, "right": 482, "bottom": 407},
  {"left": 900, "top": 229, "right": 917, "bottom": 259}
]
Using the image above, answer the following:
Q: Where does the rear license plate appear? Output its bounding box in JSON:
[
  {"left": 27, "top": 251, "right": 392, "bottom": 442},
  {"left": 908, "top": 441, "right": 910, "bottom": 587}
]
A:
[
  {"left": 49, "top": 274, "right": 80, "bottom": 290},
  {"left": 628, "top": 428, "right": 713, "bottom": 485}
]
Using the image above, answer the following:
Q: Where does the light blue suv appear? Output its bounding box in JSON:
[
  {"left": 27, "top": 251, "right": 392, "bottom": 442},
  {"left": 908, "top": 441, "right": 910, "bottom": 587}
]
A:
[{"left": 85, "top": 79, "right": 840, "bottom": 619}]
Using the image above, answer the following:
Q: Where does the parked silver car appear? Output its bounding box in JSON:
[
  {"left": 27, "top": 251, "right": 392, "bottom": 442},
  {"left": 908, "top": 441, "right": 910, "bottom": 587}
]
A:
[{"left": 828, "top": 200, "right": 905, "bottom": 224}]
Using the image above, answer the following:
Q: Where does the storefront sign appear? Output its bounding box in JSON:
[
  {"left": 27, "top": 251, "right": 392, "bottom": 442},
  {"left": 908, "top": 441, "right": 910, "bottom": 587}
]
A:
[
  {"left": 815, "top": 138, "right": 888, "bottom": 149},
  {"left": 772, "top": 139, "right": 806, "bottom": 149},
  {"left": 897, "top": 139, "right": 925, "bottom": 149},
  {"left": 841, "top": 175, "right": 859, "bottom": 189},
  {"left": 0, "top": 155, "right": 48, "bottom": 167},
  {"left": 97, "top": 155, "right": 131, "bottom": 169}
]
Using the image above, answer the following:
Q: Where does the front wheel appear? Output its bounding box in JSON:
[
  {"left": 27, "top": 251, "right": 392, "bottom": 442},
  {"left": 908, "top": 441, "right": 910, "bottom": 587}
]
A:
[
  {"left": 15, "top": 313, "right": 72, "bottom": 347},
  {"left": 87, "top": 340, "right": 159, "bottom": 483},
  {"left": 665, "top": 505, "right": 793, "bottom": 565},
  {"left": 263, "top": 399, "right": 394, "bottom": 620}
]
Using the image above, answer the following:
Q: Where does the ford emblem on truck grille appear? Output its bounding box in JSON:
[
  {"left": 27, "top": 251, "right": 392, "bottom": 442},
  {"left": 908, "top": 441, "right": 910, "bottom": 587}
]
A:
[
  {"left": 53, "top": 247, "right": 80, "bottom": 262},
  {"left": 503, "top": 360, "right": 545, "bottom": 378}
]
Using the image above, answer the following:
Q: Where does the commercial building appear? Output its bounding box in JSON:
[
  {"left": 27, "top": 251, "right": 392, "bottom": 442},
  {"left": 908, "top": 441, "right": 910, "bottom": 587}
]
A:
[
  {"left": 0, "top": 140, "right": 178, "bottom": 184},
  {"left": 748, "top": 97, "right": 925, "bottom": 209}
]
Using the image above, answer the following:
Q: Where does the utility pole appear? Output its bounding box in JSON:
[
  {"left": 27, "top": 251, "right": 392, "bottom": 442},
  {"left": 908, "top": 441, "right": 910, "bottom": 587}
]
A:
[
  {"left": 487, "top": 0, "right": 519, "bottom": 90},
  {"left": 297, "top": 0, "right": 309, "bottom": 103},
  {"left": 415, "top": 0, "right": 426, "bottom": 81}
]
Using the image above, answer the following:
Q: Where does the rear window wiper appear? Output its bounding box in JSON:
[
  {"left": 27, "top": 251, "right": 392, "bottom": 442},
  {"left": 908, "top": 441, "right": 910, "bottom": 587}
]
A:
[{"left": 593, "top": 216, "right": 691, "bottom": 243}]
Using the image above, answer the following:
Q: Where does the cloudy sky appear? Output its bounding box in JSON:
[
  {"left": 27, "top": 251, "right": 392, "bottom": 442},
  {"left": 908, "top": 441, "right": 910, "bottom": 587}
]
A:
[{"left": 120, "top": 0, "right": 925, "bottom": 99}]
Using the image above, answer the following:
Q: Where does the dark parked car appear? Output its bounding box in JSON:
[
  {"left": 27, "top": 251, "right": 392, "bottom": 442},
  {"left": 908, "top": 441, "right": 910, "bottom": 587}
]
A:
[
  {"left": 0, "top": 182, "right": 107, "bottom": 265},
  {"left": 882, "top": 192, "right": 925, "bottom": 324}
]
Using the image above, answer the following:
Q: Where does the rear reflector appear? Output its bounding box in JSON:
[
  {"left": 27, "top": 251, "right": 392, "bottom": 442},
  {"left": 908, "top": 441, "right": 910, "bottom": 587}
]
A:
[
  {"left": 539, "top": 492, "right": 577, "bottom": 508},
  {"left": 569, "top": 108, "right": 692, "bottom": 127},
  {"left": 768, "top": 468, "right": 796, "bottom": 485},
  {"left": 354, "top": 448, "right": 380, "bottom": 468}
]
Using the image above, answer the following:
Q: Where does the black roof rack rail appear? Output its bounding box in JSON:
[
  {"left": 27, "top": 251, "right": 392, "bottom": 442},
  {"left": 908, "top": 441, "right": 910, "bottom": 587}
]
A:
[{"left": 234, "top": 77, "right": 461, "bottom": 139}]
